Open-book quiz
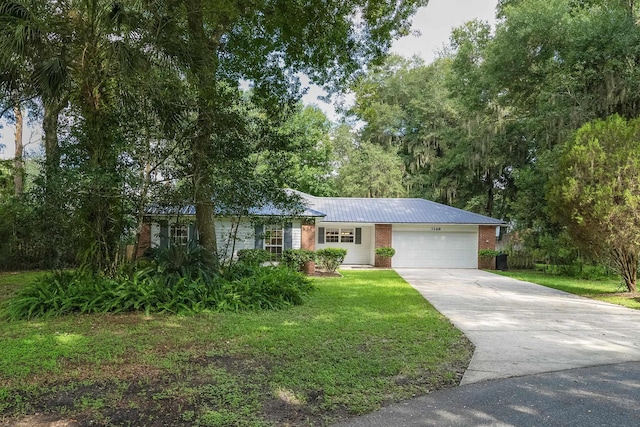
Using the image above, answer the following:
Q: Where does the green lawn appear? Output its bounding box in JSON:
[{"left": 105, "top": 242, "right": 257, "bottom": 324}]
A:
[
  {"left": 0, "top": 270, "right": 43, "bottom": 301},
  {"left": 495, "top": 270, "right": 640, "bottom": 310},
  {"left": 0, "top": 269, "right": 472, "bottom": 426}
]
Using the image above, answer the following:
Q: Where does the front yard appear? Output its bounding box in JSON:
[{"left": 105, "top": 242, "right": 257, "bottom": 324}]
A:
[{"left": 0, "top": 270, "right": 472, "bottom": 427}]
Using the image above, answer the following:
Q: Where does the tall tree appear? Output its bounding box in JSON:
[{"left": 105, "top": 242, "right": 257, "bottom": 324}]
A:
[
  {"left": 0, "top": 0, "right": 69, "bottom": 171},
  {"left": 12, "top": 105, "right": 23, "bottom": 195},
  {"left": 335, "top": 141, "right": 406, "bottom": 198},
  {"left": 147, "top": 0, "right": 429, "bottom": 265},
  {"left": 279, "top": 105, "right": 336, "bottom": 197},
  {"left": 490, "top": 0, "right": 640, "bottom": 144},
  {"left": 547, "top": 115, "right": 640, "bottom": 291}
]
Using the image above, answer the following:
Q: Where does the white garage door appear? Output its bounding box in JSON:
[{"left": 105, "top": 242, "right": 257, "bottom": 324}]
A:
[{"left": 392, "top": 226, "right": 478, "bottom": 268}]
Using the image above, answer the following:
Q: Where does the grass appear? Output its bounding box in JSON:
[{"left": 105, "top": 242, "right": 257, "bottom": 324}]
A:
[
  {"left": 0, "top": 270, "right": 43, "bottom": 301},
  {"left": 495, "top": 269, "right": 640, "bottom": 310},
  {"left": 0, "top": 269, "right": 472, "bottom": 426}
]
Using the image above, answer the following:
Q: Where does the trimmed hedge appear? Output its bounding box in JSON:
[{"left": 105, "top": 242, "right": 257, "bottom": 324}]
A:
[
  {"left": 281, "top": 249, "right": 315, "bottom": 271},
  {"left": 316, "top": 248, "right": 347, "bottom": 273}
]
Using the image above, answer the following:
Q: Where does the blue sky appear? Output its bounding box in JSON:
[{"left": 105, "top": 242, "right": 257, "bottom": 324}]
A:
[{"left": 0, "top": 0, "right": 498, "bottom": 159}]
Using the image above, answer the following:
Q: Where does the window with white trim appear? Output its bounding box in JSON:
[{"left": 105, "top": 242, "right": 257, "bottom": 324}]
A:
[
  {"left": 325, "top": 228, "right": 340, "bottom": 243},
  {"left": 325, "top": 227, "right": 355, "bottom": 243},
  {"left": 264, "top": 224, "right": 283, "bottom": 256},
  {"left": 340, "top": 228, "right": 354, "bottom": 243},
  {"left": 170, "top": 224, "right": 188, "bottom": 246}
]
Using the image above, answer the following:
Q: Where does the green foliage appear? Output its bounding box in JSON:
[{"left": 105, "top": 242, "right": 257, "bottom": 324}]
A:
[
  {"left": 217, "top": 267, "right": 313, "bottom": 311},
  {"left": 375, "top": 247, "right": 396, "bottom": 258},
  {"left": 2, "top": 263, "right": 313, "bottom": 320},
  {"left": 533, "top": 263, "right": 616, "bottom": 282},
  {"left": 0, "top": 270, "right": 471, "bottom": 425},
  {"left": 316, "top": 248, "right": 347, "bottom": 273},
  {"left": 547, "top": 114, "right": 640, "bottom": 291},
  {"left": 148, "top": 242, "right": 210, "bottom": 279},
  {"left": 281, "top": 248, "right": 315, "bottom": 271},
  {"left": 478, "top": 249, "right": 500, "bottom": 258},
  {"left": 335, "top": 140, "right": 406, "bottom": 198},
  {"left": 505, "top": 251, "right": 535, "bottom": 270},
  {"left": 236, "top": 249, "right": 272, "bottom": 266},
  {"left": 0, "top": 187, "right": 78, "bottom": 271},
  {"left": 279, "top": 105, "right": 337, "bottom": 196}
]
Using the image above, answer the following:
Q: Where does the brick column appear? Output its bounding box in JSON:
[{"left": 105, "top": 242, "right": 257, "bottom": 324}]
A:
[
  {"left": 374, "top": 224, "right": 392, "bottom": 268},
  {"left": 136, "top": 222, "right": 152, "bottom": 258},
  {"left": 478, "top": 225, "right": 497, "bottom": 269},
  {"left": 301, "top": 224, "right": 316, "bottom": 274}
]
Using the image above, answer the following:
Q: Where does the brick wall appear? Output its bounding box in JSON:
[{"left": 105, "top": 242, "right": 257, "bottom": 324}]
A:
[
  {"left": 374, "top": 224, "right": 392, "bottom": 268},
  {"left": 478, "top": 225, "right": 497, "bottom": 269},
  {"left": 136, "top": 222, "right": 152, "bottom": 258},
  {"left": 301, "top": 224, "right": 315, "bottom": 251},
  {"left": 301, "top": 224, "right": 316, "bottom": 274}
]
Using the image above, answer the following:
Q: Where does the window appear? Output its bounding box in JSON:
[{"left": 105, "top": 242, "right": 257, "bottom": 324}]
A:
[
  {"left": 170, "top": 224, "right": 188, "bottom": 246},
  {"left": 324, "top": 227, "right": 355, "bottom": 243},
  {"left": 325, "top": 228, "right": 340, "bottom": 243},
  {"left": 340, "top": 229, "right": 354, "bottom": 243},
  {"left": 264, "top": 224, "right": 283, "bottom": 256}
]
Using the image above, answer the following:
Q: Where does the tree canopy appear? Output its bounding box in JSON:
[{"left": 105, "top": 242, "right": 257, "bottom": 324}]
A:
[
  {"left": 0, "top": 0, "right": 428, "bottom": 270},
  {"left": 3, "top": 0, "right": 640, "bottom": 289},
  {"left": 547, "top": 115, "right": 640, "bottom": 291}
]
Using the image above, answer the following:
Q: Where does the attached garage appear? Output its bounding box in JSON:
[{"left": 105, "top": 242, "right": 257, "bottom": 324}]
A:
[
  {"left": 392, "top": 225, "right": 479, "bottom": 269},
  {"left": 304, "top": 193, "right": 503, "bottom": 269},
  {"left": 142, "top": 191, "right": 503, "bottom": 268}
]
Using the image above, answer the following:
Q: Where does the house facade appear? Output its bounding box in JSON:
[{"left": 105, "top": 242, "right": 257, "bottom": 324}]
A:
[{"left": 139, "top": 191, "right": 504, "bottom": 269}]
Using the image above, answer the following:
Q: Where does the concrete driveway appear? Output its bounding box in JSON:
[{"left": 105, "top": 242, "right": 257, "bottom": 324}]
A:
[
  {"left": 396, "top": 268, "right": 640, "bottom": 385},
  {"left": 333, "top": 269, "right": 640, "bottom": 426}
]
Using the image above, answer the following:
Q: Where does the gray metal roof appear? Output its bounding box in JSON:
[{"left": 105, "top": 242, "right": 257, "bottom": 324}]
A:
[
  {"left": 145, "top": 203, "right": 325, "bottom": 218},
  {"left": 299, "top": 193, "right": 504, "bottom": 225},
  {"left": 145, "top": 190, "right": 504, "bottom": 225}
]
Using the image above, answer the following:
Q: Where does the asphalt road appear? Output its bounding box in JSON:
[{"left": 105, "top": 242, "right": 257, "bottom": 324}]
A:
[{"left": 334, "top": 361, "right": 640, "bottom": 427}]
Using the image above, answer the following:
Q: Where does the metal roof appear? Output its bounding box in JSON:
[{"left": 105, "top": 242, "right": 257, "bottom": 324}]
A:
[
  {"left": 298, "top": 193, "right": 505, "bottom": 225},
  {"left": 146, "top": 190, "right": 504, "bottom": 225},
  {"left": 145, "top": 203, "right": 325, "bottom": 218}
]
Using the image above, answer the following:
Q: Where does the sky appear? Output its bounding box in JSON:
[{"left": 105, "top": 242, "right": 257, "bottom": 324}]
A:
[
  {"left": 0, "top": 0, "right": 499, "bottom": 159},
  {"left": 304, "top": 0, "right": 499, "bottom": 118}
]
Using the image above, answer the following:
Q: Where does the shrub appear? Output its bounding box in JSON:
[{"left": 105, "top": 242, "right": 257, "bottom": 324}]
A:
[
  {"left": 316, "top": 248, "right": 347, "bottom": 273},
  {"left": 478, "top": 249, "right": 500, "bottom": 258},
  {"left": 2, "top": 265, "right": 314, "bottom": 320},
  {"left": 281, "top": 249, "right": 315, "bottom": 271},
  {"left": 237, "top": 249, "right": 272, "bottom": 266},
  {"left": 218, "top": 266, "right": 314, "bottom": 311},
  {"left": 148, "top": 242, "right": 212, "bottom": 280},
  {"left": 375, "top": 247, "right": 396, "bottom": 258}
]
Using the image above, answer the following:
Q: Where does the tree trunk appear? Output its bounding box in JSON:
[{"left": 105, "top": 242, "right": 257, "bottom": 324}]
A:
[
  {"left": 186, "top": 0, "right": 221, "bottom": 269},
  {"left": 485, "top": 170, "right": 494, "bottom": 216},
  {"left": 42, "top": 99, "right": 66, "bottom": 172},
  {"left": 611, "top": 248, "right": 637, "bottom": 292},
  {"left": 133, "top": 159, "right": 151, "bottom": 261},
  {"left": 193, "top": 127, "right": 219, "bottom": 268},
  {"left": 13, "top": 104, "right": 24, "bottom": 196}
]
